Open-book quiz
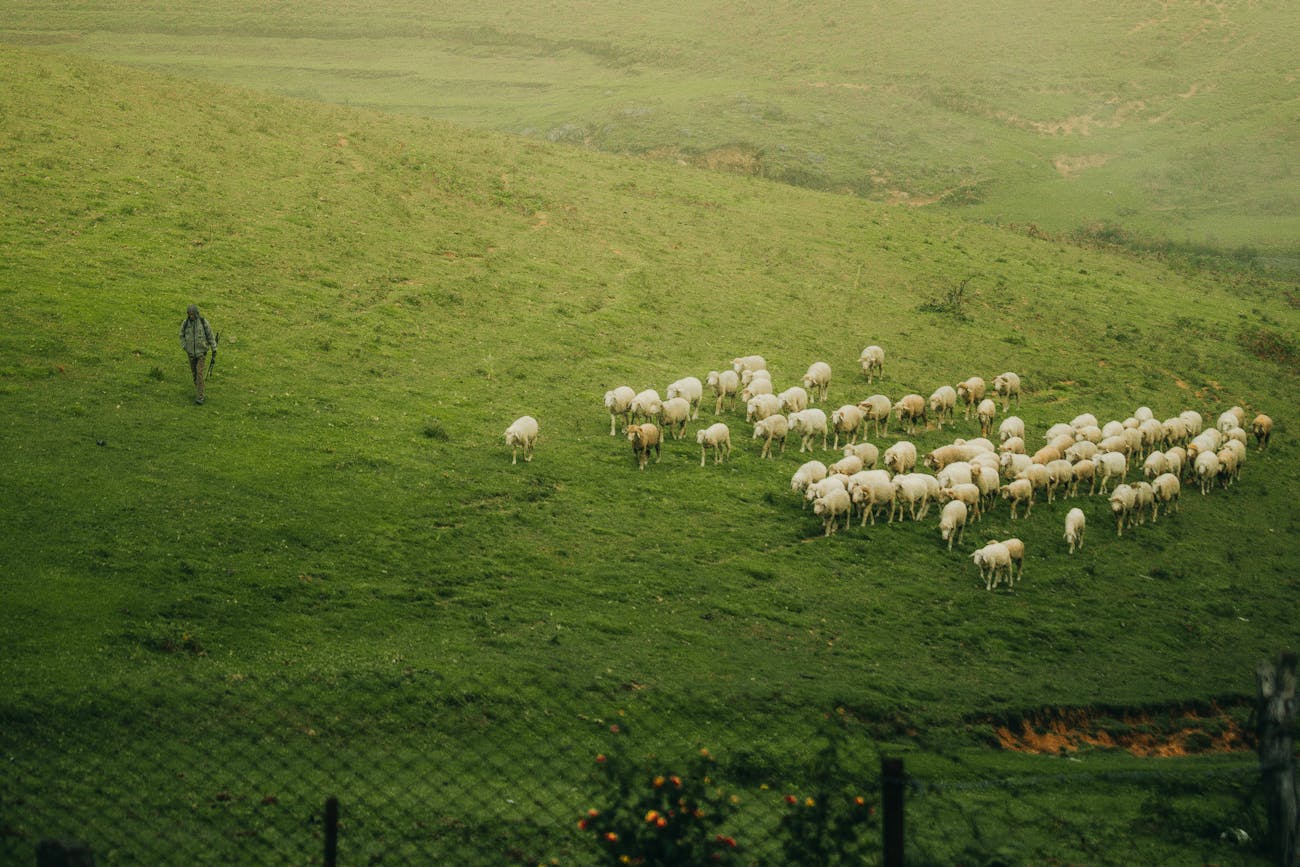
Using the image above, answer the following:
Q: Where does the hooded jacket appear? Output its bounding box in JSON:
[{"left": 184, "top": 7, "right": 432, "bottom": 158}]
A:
[{"left": 180, "top": 304, "right": 216, "bottom": 357}]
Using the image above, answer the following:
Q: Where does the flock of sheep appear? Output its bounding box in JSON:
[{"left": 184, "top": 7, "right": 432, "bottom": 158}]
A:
[{"left": 505, "top": 345, "right": 1275, "bottom": 591}]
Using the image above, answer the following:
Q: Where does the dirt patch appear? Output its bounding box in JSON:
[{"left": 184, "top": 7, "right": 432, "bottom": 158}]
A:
[
  {"left": 1053, "top": 153, "right": 1111, "bottom": 177},
  {"left": 991, "top": 704, "right": 1251, "bottom": 757}
]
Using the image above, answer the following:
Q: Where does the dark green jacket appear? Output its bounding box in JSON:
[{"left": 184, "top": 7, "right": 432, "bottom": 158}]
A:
[{"left": 180, "top": 314, "right": 216, "bottom": 358}]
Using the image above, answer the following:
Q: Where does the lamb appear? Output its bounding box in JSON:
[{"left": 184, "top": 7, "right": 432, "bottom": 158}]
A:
[
  {"left": 831, "top": 404, "right": 867, "bottom": 449},
  {"left": 972, "top": 541, "right": 1012, "bottom": 591},
  {"left": 1093, "top": 451, "right": 1128, "bottom": 494},
  {"left": 790, "top": 460, "right": 829, "bottom": 505},
  {"left": 999, "top": 478, "right": 1034, "bottom": 519},
  {"left": 1193, "top": 450, "right": 1220, "bottom": 495},
  {"left": 884, "top": 441, "right": 918, "bottom": 475},
  {"left": 1001, "top": 538, "right": 1025, "bottom": 585},
  {"left": 802, "top": 361, "right": 832, "bottom": 403},
  {"left": 625, "top": 423, "right": 662, "bottom": 470},
  {"left": 666, "top": 376, "right": 704, "bottom": 420},
  {"left": 697, "top": 422, "right": 732, "bottom": 466},
  {"left": 999, "top": 415, "right": 1025, "bottom": 444},
  {"left": 939, "top": 500, "right": 968, "bottom": 550},
  {"left": 603, "top": 386, "right": 636, "bottom": 436},
  {"left": 746, "top": 393, "right": 783, "bottom": 423},
  {"left": 842, "top": 441, "right": 880, "bottom": 469},
  {"left": 928, "top": 386, "right": 958, "bottom": 430},
  {"left": 1252, "top": 414, "right": 1273, "bottom": 450},
  {"left": 706, "top": 369, "right": 740, "bottom": 415},
  {"left": 1064, "top": 508, "right": 1086, "bottom": 554},
  {"left": 892, "top": 394, "right": 927, "bottom": 436},
  {"left": 658, "top": 396, "right": 691, "bottom": 439},
  {"left": 858, "top": 394, "right": 893, "bottom": 437},
  {"left": 976, "top": 399, "right": 997, "bottom": 438},
  {"left": 752, "top": 414, "right": 789, "bottom": 459},
  {"left": 956, "top": 376, "right": 986, "bottom": 419},
  {"left": 813, "top": 488, "right": 853, "bottom": 536},
  {"left": 1109, "top": 483, "right": 1137, "bottom": 535},
  {"left": 859, "top": 345, "right": 885, "bottom": 382},
  {"left": 504, "top": 415, "right": 539, "bottom": 464},
  {"left": 731, "top": 355, "right": 766, "bottom": 376},
  {"left": 788, "top": 408, "right": 830, "bottom": 453},
  {"left": 630, "top": 389, "right": 662, "bottom": 424},
  {"left": 1151, "top": 472, "right": 1181, "bottom": 520},
  {"left": 992, "top": 372, "right": 1021, "bottom": 410},
  {"left": 778, "top": 386, "right": 810, "bottom": 414}
]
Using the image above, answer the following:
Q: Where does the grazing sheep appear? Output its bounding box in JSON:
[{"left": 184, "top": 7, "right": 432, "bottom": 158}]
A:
[
  {"left": 1030, "top": 444, "right": 1063, "bottom": 466},
  {"left": 936, "top": 460, "right": 974, "bottom": 489},
  {"left": 778, "top": 386, "right": 810, "bottom": 414},
  {"left": 732, "top": 355, "right": 767, "bottom": 376},
  {"left": 1109, "top": 483, "right": 1137, "bottom": 535},
  {"left": 829, "top": 453, "right": 865, "bottom": 477},
  {"left": 1217, "top": 408, "right": 1245, "bottom": 433},
  {"left": 1138, "top": 418, "right": 1165, "bottom": 460},
  {"left": 658, "top": 396, "right": 691, "bottom": 440},
  {"left": 1048, "top": 422, "right": 1077, "bottom": 441},
  {"left": 1064, "top": 508, "right": 1086, "bottom": 554},
  {"left": 505, "top": 415, "right": 539, "bottom": 464},
  {"left": 813, "top": 488, "right": 853, "bottom": 536},
  {"left": 741, "top": 367, "right": 771, "bottom": 388},
  {"left": 973, "top": 464, "right": 1001, "bottom": 511},
  {"left": 1017, "top": 463, "right": 1051, "bottom": 504},
  {"left": 1132, "top": 481, "right": 1156, "bottom": 525},
  {"left": 697, "top": 423, "right": 732, "bottom": 466},
  {"left": 1064, "top": 440, "right": 1099, "bottom": 463},
  {"left": 1000, "top": 451, "right": 1032, "bottom": 482},
  {"left": 892, "top": 473, "right": 932, "bottom": 522},
  {"left": 788, "top": 408, "right": 830, "bottom": 453},
  {"left": 884, "top": 441, "right": 918, "bottom": 476},
  {"left": 999, "top": 415, "right": 1025, "bottom": 444},
  {"left": 992, "top": 372, "right": 1021, "bottom": 410},
  {"left": 999, "top": 478, "right": 1034, "bottom": 519},
  {"left": 1070, "top": 413, "right": 1100, "bottom": 431},
  {"left": 1143, "top": 451, "right": 1169, "bottom": 481},
  {"left": 805, "top": 475, "right": 849, "bottom": 508},
  {"left": 667, "top": 376, "right": 704, "bottom": 420},
  {"left": 625, "top": 423, "right": 662, "bottom": 470},
  {"left": 752, "top": 414, "right": 789, "bottom": 459},
  {"left": 1163, "top": 447, "right": 1187, "bottom": 481},
  {"left": 1044, "top": 459, "right": 1074, "bottom": 502},
  {"left": 1001, "top": 537, "right": 1025, "bottom": 584},
  {"left": 1215, "top": 446, "right": 1240, "bottom": 487},
  {"left": 791, "top": 460, "right": 829, "bottom": 505},
  {"left": 706, "top": 370, "right": 740, "bottom": 415},
  {"left": 892, "top": 394, "right": 927, "bottom": 435},
  {"left": 924, "top": 444, "right": 967, "bottom": 472},
  {"left": 851, "top": 472, "right": 897, "bottom": 525},
  {"left": 831, "top": 404, "right": 867, "bottom": 449},
  {"left": 956, "top": 377, "right": 986, "bottom": 419},
  {"left": 1161, "top": 417, "right": 1190, "bottom": 448},
  {"left": 939, "top": 500, "right": 968, "bottom": 550},
  {"left": 1069, "top": 458, "right": 1096, "bottom": 496},
  {"left": 972, "top": 541, "right": 1012, "bottom": 590},
  {"left": 977, "top": 399, "right": 997, "bottom": 437},
  {"left": 1252, "top": 413, "right": 1273, "bottom": 450},
  {"left": 858, "top": 394, "right": 893, "bottom": 437},
  {"left": 842, "top": 441, "right": 880, "bottom": 469},
  {"left": 603, "top": 386, "right": 636, "bottom": 436},
  {"left": 746, "top": 392, "right": 783, "bottom": 423},
  {"left": 1075, "top": 424, "right": 1103, "bottom": 445},
  {"left": 1151, "top": 472, "right": 1181, "bottom": 520},
  {"left": 741, "top": 376, "right": 775, "bottom": 403},
  {"left": 630, "top": 389, "right": 662, "bottom": 424},
  {"left": 939, "top": 484, "right": 982, "bottom": 521},
  {"left": 1093, "top": 451, "right": 1128, "bottom": 494},
  {"left": 859, "top": 344, "right": 885, "bottom": 382},
  {"left": 1193, "top": 450, "right": 1220, "bottom": 495},
  {"left": 928, "top": 386, "right": 958, "bottom": 430},
  {"left": 802, "top": 361, "right": 833, "bottom": 403}
]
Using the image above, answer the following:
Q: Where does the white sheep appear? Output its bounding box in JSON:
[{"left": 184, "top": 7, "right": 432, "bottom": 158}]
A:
[
  {"left": 939, "top": 484, "right": 982, "bottom": 521},
  {"left": 1000, "top": 451, "right": 1032, "bottom": 482},
  {"left": 892, "top": 394, "right": 927, "bottom": 436},
  {"left": 697, "top": 422, "right": 732, "bottom": 466},
  {"left": 831, "top": 404, "right": 867, "bottom": 449},
  {"left": 992, "top": 372, "right": 1021, "bottom": 410},
  {"left": 936, "top": 460, "right": 973, "bottom": 489},
  {"left": 828, "top": 453, "right": 864, "bottom": 477},
  {"left": 1070, "top": 413, "right": 1099, "bottom": 431},
  {"left": 973, "top": 541, "right": 1012, "bottom": 591},
  {"left": 603, "top": 386, "right": 635, "bottom": 436},
  {"left": 706, "top": 369, "right": 740, "bottom": 415},
  {"left": 999, "top": 415, "right": 1025, "bottom": 443},
  {"left": 1044, "top": 459, "right": 1074, "bottom": 502},
  {"left": 813, "top": 488, "right": 853, "bottom": 536},
  {"left": 731, "top": 355, "right": 767, "bottom": 376},
  {"left": 1252, "top": 413, "right": 1273, "bottom": 450},
  {"left": 1151, "top": 472, "right": 1181, "bottom": 520},
  {"left": 778, "top": 386, "right": 809, "bottom": 414},
  {"left": 1064, "top": 508, "right": 1086, "bottom": 554},
  {"left": 1001, "top": 537, "right": 1025, "bottom": 585},
  {"left": 504, "top": 415, "right": 539, "bottom": 464},
  {"left": 658, "top": 396, "right": 691, "bottom": 440},
  {"left": 802, "top": 361, "right": 832, "bottom": 403},
  {"left": 1143, "top": 451, "right": 1169, "bottom": 481},
  {"left": 928, "top": 386, "right": 957, "bottom": 430},
  {"left": 805, "top": 475, "right": 849, "bottom": 508},
  {"left": 999, "top": 478, "right": 1034, "bottom": 520},
  {"left": 956, "top": 376, "right": 986, "bottom": 419},
  {"left": 976, "top": 398, "right": 997, "bottom": 438},
  {"left": 753, "top": 414, "right": 789, "bottom": 459},
  {"left": 891, "top": 473, "right": 932, "bottom": 522},
  {"left": 1215, "top": 446, "right": 1240, "bottom": 487},
  {"left": 788, "top": 408, "right": 830, "bottom": 453},
  {"left": 851, "top": 473, "right": 896, "bottom": 525},
  {"left": 939, "top": 500, "right": 968, "bottom": 550},
  {"left": 740, "top": 376, "right": 775, "bottom": 403},
  {"left": 625, "top": 423, "right": 662, "bottom": 470},
  {"left": 1071, "top": 458, "right": 1097, "bottom": 496},
  {"left": 667, "top": 376, "right": 704, "bottom": 420},
  {"left": 859, "top": 345, "right": 885, "bottom": 382},
  {"left": 746, "top": 392, "right": 783, "bottom": 423},
  {"left": 858, "top": 394, "right": 893, "bottom": 437},
  {"left": 842, "top": 441, "right": 880, "bottom": 469},
  {"left": 883, "top": 441, "right": 918, "bottom": 475},
  {"left": 1217, "top": 408, "right": 1245, "bottom": 433},
  {"left": 741, "top": 367, "right": 771, "bottom": 388},
  {"left": 1193, "top": 450, "right": 1220, "bottom": 495},
  {"left": 1109, "top": 483, "right": 1137, "bottom": 535},
  {"left": 1093, "top": 451, "right": 1128, "bottom": 494},
  {"left": 630, "top": 388, "right": 662, "bottom": 424},
  {"left": 1132, "top": 481, "right": 1156, "bottom": 526},
  {"left": 791, "top": 460, "right": 829, "bottom": 505}
]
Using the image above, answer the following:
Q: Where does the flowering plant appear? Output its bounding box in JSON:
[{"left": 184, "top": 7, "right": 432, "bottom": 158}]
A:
[{"left": 774, "top": 721, "right": 878, "bottom": 865}]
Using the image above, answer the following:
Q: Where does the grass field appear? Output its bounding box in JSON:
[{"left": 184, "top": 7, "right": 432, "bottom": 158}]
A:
[
  {"left": 0, "top": 0, "right": 1296, "bottom": 255},
  {"left": 1, "top": 33, "right": 1298, "bottom": 864}
]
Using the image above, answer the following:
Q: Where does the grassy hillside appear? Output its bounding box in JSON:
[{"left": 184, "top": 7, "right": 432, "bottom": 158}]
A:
[
  {"left": 0, "top": 0, "right": 1296, "bottom": 255},
  {"left": 2, "top": 47, "right": 1298, "bottom": 862}
]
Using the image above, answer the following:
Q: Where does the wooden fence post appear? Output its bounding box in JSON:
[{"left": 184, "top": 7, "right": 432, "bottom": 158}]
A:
[
  {"left": 882, "top": 756, "right": 905, "bottom": 867},
  {"left": 324, "top": 796, "right": 339, "bottom": 867},
  {"left": 1256, "top": 653, "right": 1298, "bottom": 867}
]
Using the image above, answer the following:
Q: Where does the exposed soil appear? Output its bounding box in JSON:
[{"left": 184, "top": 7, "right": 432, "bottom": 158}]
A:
[{"left": 989, "top": 703, "right": 1253, "bottom": 757}]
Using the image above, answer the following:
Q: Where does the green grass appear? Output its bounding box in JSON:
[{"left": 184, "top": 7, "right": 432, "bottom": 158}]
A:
[
  {"left": 1, "top": 46, "right": 1297, "bottom": 863},
  {"left": 0, "top": 0, "right": 1296, "bottom": 255}
]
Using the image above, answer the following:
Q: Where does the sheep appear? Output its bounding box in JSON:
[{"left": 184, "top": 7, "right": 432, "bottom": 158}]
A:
[
  {"left": 999, "top": 415, "right": 1025, "bottom": 444},
  {"left": 1215, "top": 446, "right": 1240, "bottom": 487},
  {"left": 1163, "top": 447, "right": 1187, "bottom": 481},
  {"left": 806, "top": 475, "right": 849, "bottom": 508},
  {"left": 851, "top": 473, "right": 897, "bottom": 525},
  {"left": 992, "top": 372, "right": 1021, "bottom": 410},
  {"left": 778, "top": 386, "right": 809, "bottom": 414},
  {"left": 928, "top": 386, "right": 958, "bottom": 430},
  {"left": 697, "top": 422, "right": 732, "bottom": 466},
  {"left": 625, "top": 423, "right": 662, "bottom": 470},
  {"left": 1064, "top": 508, "right": 1086, "bottom": 554},
  {"left": 802, "top": 361, "right": 832, "bottom": 403},
  {"left": 1100, "top": 420, "right": 1125, "bottom": 440},
  {"left": 741, "top": 367, "right": 771, "bottom": 388},
  {"left": 731, "top": 355, "right": 766, "bottom": 376},
  {"left": 740, "top": 376, "right": 774, "bottom": 403},
  {"left": 1109, "top": 483, "right": 1137, "bottom": 535},
  {"left": 1044, "top": 459, "right": 1074, "bottom": 502},
  {"left": 831, "top": 404, "right": 867, "bottom": 449},
  {"left": 999, "top": 478, "right": 1034, "bottom": 519},
  {"left": 1193, "top": 450, "right": 1220, "bottom": 495},
  {"left": 1001, "top": 537, "right": 1025, "bottom": 585},
  {"left": 1094, "top": 451, "right": 1128, "bottom": 494},
  {"left": 1048, "top": 422, "right": 1078, "bottom": 441},
  {"left": 1218, "top": 407, "right": 1245, "bottom": 433},
  {"left": 939, "top": 500, "right": 968, "bottom": 550},
  {"left": 752, "top": 414, "right": 789, "bottom": 459},
  {"left": 936, "top": 460, "right": 974, "bottom": 489},
  {"left": 790, "top": 460, "right": 829, "bottom": 505},
  {"left": 1143, "top": 451, "right": 1169, "bottom": 481},
  {"left": 1138, "top": 418, "right": 1165, "bottom": 459},
  {"left": 884, "top": 440, "right": 918, "bottom": 475},
  {"left": 1151, "top": 472, "right": 1181, "bottom": 520},
  {"left": 924, "top": 444, "right": 968, "bottom": 472},
  {"left": 1252, "top": 413, "right": 1273, "bottom": 450},
  {"left": 858, "top": 394, "right": 893, "bottom": 437},
  {"left": 813, "top": 488, "right": 853, "bottom": 536},
  {"left": 843, "top": 441, "right": 880, "bottom": 469},
  {"left": 1132, "top": 481, "right": 1156, "bottom": 526},
  {"left": 939, "top": 484, "right": 982, "bottom": 521},
  {"left": 1064, "top": 440, "right": 1098, "bottom": 463},
  {"left": 666, "top": 376, "right": 704, "bottom": 420},
  {"left": 706, "top": 370, "right": 740, "bottom": 415},
  {"left": 603, "top": 386, "right": 636, "bottom": 435},
  {"left": 630, "top": 388, "right": 662, "bottom": 424},
  {"left": 505, "top": 415, "right": 539, "bottom": 464},
  {"left": 976, "top": 399, "right": 997, "bottom": 438},
  {"left": 1070, "top": 413, "right": 1099, "bottom": 431},
  {"left": 746, "top": 393, "right": 783, "bottom": 423},
  {"left": 1188, "top": 429, "right": 1223, "bottom": 461},
  {"left": 972, "top": 541, "right": 1012, "bottom": 591},
  {"left": 892, "top": 394, "right": 927, "bottom": 435},
  {"left": 1000, "top": 451, "right": 1032, "bottom": 482},
  {"left": 1001, "top": 436, "right": 1026, "bottom": 456},
  {"left": 788, "top": 408, "right": 830, "bottom": 453},
  {"left": 1071, "top": 458, "right": 1097, "bottom": 496},
  {"left": 973, "top": 464, "right": 1002, "bottom": 511},
  {"left": 891, "top": 473, "right": 932, "bottom": 522},
  {"left": 1161, "top": 417, "right": 1190, "bottom": 448},
  {"left": 1030, "top": 444, "right": 1063, "bottom": 466},
  {"left": 1075, "top": 424, "right": 1103, "bottom": 445},
  {"left": 658, "top": 397, "right": 691, "bottom": 439},
  {"left": 859, "top": 345, "right": 885, "bottom": 382},
  {"left": 956, "top": 376, "right": 986, "bottom": 419},
  {"left": 1017, "top": 463, "right": 1051, "bottom": 503}
]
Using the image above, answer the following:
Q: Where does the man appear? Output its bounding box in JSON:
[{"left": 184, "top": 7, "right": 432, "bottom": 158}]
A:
[{"left": 179, "top": 303, "right": 216, "bottom": 404}]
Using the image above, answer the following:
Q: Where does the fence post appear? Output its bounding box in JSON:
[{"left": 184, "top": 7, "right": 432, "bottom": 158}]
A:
[
  {"left": 35, "top": 840, "right": 94, "bottom": 867},
  {"left": 324, "top": 796, "right": 339, "bottom": 867},
  {"left": 882, "top": 756, "right": 905, "bottom": 867},
  {"left": 1256, "top": 653, "right": 1298, "bottom": 867}
]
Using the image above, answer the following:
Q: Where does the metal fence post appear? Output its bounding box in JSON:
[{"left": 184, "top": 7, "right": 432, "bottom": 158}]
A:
[
  {"left": 1256, "top": 653, "right": 1298, "bottom": 867},
  {"left": 324, "top": 796, "right": 339, "bottom": 867},
  {"left": 882, "top": 756, "right": 905, "bottom": 867}
]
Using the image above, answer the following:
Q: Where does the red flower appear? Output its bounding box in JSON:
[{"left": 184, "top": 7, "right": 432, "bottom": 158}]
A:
[
  {"left": 609, "top": 724, "right": 621, "bottom": 734},
  {"left": 605, "top": 831, "right": 619, "bottom": 843},
  {"left": 595, "top": 754, "right": 607, "bottom": 764},
  {"left": 784, "top": 794, "right": 798, "bottom": 805}
]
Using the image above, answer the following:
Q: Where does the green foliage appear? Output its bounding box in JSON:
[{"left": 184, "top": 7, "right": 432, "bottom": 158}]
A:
[{"left": 774, "top": 723, "right": 878, "bottom": 866}]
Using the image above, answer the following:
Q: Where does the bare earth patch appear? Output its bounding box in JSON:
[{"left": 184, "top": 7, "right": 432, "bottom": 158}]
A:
[
  {"left": 1053, "top": 154, "right": 1112, "bottom": 177},
  {"left": 994, "top": 704, "right": 1250, "bottom": 757}
]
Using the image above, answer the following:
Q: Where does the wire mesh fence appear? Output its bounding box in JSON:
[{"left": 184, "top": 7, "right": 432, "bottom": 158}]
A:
[{"left": 0, "top": 669, "right": 1279, "bottom": 865}]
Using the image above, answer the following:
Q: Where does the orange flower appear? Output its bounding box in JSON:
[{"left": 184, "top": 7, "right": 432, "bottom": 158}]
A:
[
  {"left": 656, "top": 816, "right": 668, "bottom": 828},
  {"left": 578, "top": 819, "right": 589, "bottom": 830},
  {"left": 670, "top": 775, "right": 682, "bottom": 788},
  {"left": 854, "top": 796, "right": 865, "bottom": 806},
  {"left": 605, "top": 831, "right": 619, "bottom": 843},
  {"left": 805, "top": 797, "right": 816, "bottom": 808},
  {"left": 653, "top": 775, "right": 665, "bottom": 788},
  {"left": 645, "top": 810, "right": 659, "bottom": 823},
  {"left": 595, "top": 754, "right": 607, "bottom": 764}
]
